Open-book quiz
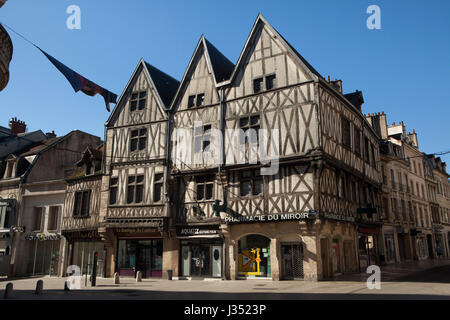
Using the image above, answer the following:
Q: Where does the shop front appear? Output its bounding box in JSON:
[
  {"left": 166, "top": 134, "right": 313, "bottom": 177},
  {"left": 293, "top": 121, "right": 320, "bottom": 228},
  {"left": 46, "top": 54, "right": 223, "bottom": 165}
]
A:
[
  {"left": 238, "top": 234, "right": 271, "bottom": 278},
  {"left": 178, "top": 225, "right": 222, "bottom": 278},
  {"left": 24, "top": 233, "right": 62, "bottom": 276},
  {"left": 433, "top": 229, "right": 446, "bottom": 258},
  {"left": 358, "top": 226, "right": 380, "bottom": 270},
  {"left": 117, "top": 238, "right": 163, "bottom": 278}
]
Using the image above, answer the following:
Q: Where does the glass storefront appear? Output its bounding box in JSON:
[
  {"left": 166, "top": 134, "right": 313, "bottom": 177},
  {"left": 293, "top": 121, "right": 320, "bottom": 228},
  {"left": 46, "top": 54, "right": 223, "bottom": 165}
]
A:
[
  {"left": 117, "top": 239, "right": 163, "bottom": 278},
  {"left": 358, "top": 234, "right": 378, "bottom": 269},
  {"left": 238, "top": 235, "right": 271, "bottom": 278},
  {"left": 180, "top": 240, "right": 222, "bottom": 278},
  {"left": 27, "top": 240, "right": 60, "bottom": 276},
  {"left": 72, "top": 241, "right": 105, "bottom": 277}
]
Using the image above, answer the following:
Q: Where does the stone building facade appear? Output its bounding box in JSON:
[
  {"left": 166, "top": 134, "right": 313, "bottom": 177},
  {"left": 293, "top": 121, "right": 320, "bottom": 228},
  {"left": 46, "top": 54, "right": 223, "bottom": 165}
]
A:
[{"left": 0, "top": 0, "right": 13, "bottom": 91}]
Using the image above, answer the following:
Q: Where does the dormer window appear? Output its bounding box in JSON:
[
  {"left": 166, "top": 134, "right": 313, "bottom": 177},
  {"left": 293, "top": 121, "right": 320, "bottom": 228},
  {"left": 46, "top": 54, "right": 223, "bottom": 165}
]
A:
[
  {"left": 4, "top": 160, "right": 15, "bottom": 179},
  {"left": 265, "top": 74, "right": 276, "bottom": 90},
  {"left": 188, "top": 94, "right": 205, "bottom": 108},
  {"left": 253, "top": 75, "right": 277, "bottom": 93},
  {"left": 85, "top": 161, "right": 92, "bottom": 175},
  {"left": 130, "top": 91, "right": 147, "bottom": 112}
]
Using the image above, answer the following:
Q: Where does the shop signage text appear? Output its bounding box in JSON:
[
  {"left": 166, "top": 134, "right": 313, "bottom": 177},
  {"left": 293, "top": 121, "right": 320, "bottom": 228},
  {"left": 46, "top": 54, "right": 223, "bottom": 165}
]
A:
[
  {"left": 225, "top": 212, "right": 311, "bottom": 224},
  {"left": 25, "top": 233, "right": 62, "bottom": 241},
  {"left": 322, "top": 213, "right": 355, "bottom": 223},
  {"left": 178, "top": 228, "right": 219, "bottom": 236}
]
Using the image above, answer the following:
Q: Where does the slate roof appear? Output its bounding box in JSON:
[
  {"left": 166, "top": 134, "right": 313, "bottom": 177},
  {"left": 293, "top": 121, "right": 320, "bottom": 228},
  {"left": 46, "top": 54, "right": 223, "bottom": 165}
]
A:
[
  {"left": 204, "top": 38, "right": 235, "bottom": 83},
  {"left": 19, "top": 137, "right": 61, "bottom": 157},
  {"left": 144, "top": 62, "right": 180, "bottom": 107},
  {"left": 344, "top": 90, "right": 365, "bottom": 108}
]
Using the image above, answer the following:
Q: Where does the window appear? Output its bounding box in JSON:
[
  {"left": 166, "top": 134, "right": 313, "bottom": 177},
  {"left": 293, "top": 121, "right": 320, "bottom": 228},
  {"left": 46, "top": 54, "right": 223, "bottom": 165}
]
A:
[
  {"left": 127, "top": 175, "right": 144, "bottom": 204},
  {"left": 240, "top": 115, "right": 260, "bottom": 145},
  {"left": 0, "top": 205, "right": 8, "bottom": 229},
  {"left": 240, "top": 170, "right": 263, "bottom": 197},
  {"left": 109, "top": 177, "right": 118, "bottom": 205},
  {"left": 130, "top": 128, "right": 147, "bottom": 152},
  {"left": 421, "top": 185, "right": 425, "bottom": 200},
  {"left": 253, "top": 78, "right": 263, "bottom": 93},
  {"left": 48, "top": 206, "right": 59, "bottom": 231},
  {"left": 341, "top": 118, "right": 351, "bottom": 148},
  {"left": 265, "top": 74, "right": 277, "bottom": 90},
  {"left": 194, "top": 124, "right": 212, "bottom": 153},
  {"left": 153, "top": 173, "right": 164, "bottom": 203},
  {"left": 188, "top": 95, "right": 196, "bottom": 108},
  {"left": 130, "top": 91, "right": 147, "bottom": 112},
  {"left": 370, "top": 143, "right": 376, "bottom": 167},
  {"left": 354, "top": 128, "right": 361, "bottom": 155},
  {"left": 73, "top": 190, "right": 91, "bottom": 217},
  {"left": 364, "top": 137, "right": 370, "bottom": 162},
  {"left": 196, "top": 94, "right": 205, "bottom": 107},
  {"left": 187, "top": 94, "right": 205, "bottom": 108},
  {"left": 390, "top": 169, "right": 396, "bottom": 189},
  {"left": 32, "top": 207, "right": 43, "bottom": 231},
  {"left": 196, "top": 175, "right": 215, "bottom": 201}
]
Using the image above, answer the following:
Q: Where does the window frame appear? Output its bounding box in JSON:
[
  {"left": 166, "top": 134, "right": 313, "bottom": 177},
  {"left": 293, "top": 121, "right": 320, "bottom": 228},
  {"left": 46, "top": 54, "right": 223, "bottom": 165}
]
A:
[
  {"left": 341, "top": 117, "right": 351, "bottom": 149},
  {"left": 130, "top": 91, "right": 147, "bottom": 112},
  {"left": 195, "top": 175, "right": 215, "bottom": 201},
  {"left": 130, "top": 128, "right": 147, "bottom": 153},
  {"left": 240, "top": 170, "right": 263, "bottom": 197},
  {"left": 126, "top": 175, "right": 145, "bottom": 204},
  {"left": 153, "top": 173, "right": 164, "bottom": 203},
  {"left": 73, "top": 190, "right": 91, "bottom": 218}
]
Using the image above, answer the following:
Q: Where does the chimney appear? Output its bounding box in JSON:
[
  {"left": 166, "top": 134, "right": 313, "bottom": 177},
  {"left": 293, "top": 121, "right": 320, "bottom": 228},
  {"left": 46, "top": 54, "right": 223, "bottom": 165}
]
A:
[
  {"left": 327, "top": 76, "right": 343, "bottom": 93},
  {"left": 365, "top": 112, "right": 388, "bottom": 139},
  {"left": 45, "top": 131, "right": 56, "bottom": 139},
  {"left": 9, "top": 117, "right": 27, "bottom": 135},
  {"left": 407, "top": 130, "right": 419, "bottom": 148}
]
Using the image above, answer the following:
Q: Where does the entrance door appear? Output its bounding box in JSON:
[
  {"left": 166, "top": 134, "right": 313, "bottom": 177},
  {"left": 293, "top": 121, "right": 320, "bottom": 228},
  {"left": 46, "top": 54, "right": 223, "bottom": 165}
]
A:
[
  {"left": 281, "top": 244, "right": 304, "bottom": 280},
  {"left": 212, "top": 246, "right": 222, "bottom": 278},
  {"left": 320, "top": 238, "right": 330, "bottom": 279},
  {"left": 136, "top": 242, "right": 151, "bottom": 278},
  {"left": 190, "top": 245, "right": 211, "bottom": 277}
]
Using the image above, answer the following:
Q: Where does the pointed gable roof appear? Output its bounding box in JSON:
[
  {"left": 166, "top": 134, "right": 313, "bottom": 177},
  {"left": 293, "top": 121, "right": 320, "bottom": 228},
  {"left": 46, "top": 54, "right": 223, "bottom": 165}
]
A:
[
  {"left": 144, "top": 62, "right": 180, "bottom": 107},
  {"left": 169, "top": 35, "right": 234, "bottom": 110},
  {"left": 227, "top": 13, "right": 322, "bottom": 84},
  {"left": 106, "top": 59, "right": 179, "bottom": 126},
  {"left": 204, "top": 38, "right": 235, "bottom": 83}
]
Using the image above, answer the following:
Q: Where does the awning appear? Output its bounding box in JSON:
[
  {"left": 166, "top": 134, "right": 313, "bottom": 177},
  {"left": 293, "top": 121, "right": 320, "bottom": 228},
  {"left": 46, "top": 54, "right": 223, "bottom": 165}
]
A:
[{"left": 359, "top": 227, "right": 380, "bottom": 234}]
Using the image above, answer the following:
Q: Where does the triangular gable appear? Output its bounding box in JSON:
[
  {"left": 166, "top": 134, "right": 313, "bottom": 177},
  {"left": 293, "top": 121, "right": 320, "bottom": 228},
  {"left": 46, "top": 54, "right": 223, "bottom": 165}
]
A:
[
  {"left": 227, "top": 14, "right": 321, "bottom": 85},
  {"left": 106, "top": 59, "right": 178, "bottom": 127},
  {"left": 169, "top": 35, "right": 234, "bottom": 111}
]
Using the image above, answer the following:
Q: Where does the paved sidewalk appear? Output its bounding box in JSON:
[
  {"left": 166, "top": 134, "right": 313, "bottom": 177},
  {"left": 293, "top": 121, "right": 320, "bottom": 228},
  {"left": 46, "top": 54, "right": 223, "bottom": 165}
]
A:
[
  {"left": 1, "top": 259, "right": 450, "bottom": 300},
  {"left": 333, "top": 258, "right": 450, "bottom": 281}
]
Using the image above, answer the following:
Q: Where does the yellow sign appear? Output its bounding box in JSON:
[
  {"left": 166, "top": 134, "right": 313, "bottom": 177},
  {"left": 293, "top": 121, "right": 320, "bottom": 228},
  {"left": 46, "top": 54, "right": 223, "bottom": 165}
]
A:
[{"left": 238, "top": 248, "right": 261, "bottom": 276}]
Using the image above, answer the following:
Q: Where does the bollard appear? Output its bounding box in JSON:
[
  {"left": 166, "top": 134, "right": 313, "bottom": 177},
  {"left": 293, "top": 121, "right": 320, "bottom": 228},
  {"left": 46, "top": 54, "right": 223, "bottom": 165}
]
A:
[
  {"left": 167, "top": 270, "right": 173, "bottom": 281},
  {"left": 64, "top": 280, "right": 70, "bottom": 291},
  {"left": 113, "top": 272, "right": 120, "bottom": 284},
  {"left": 35, "top": 280, "right": 44, "bottom": 295},
  {"left": 3, "top": 282, "right": 13, "bottom": 299},
  {"left": 136, "top": 271, "right": 142, "bottom": 282}
]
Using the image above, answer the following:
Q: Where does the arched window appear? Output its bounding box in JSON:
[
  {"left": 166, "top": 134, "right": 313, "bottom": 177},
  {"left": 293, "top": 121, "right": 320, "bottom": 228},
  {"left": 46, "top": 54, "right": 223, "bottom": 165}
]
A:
[{"left": 238, "top": 235, "right": 271, "bottom": 278}]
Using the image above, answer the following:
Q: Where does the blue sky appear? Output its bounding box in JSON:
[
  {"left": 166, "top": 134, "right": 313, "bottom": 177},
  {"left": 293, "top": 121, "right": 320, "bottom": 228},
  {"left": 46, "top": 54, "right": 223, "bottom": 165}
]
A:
[{"left": 0, "top": 0, "right": 449, "bottom": 162}]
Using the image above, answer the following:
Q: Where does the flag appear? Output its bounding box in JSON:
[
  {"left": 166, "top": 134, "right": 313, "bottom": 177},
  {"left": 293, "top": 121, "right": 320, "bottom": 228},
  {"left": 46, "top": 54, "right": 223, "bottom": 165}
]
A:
[{"left": 39, "top": 48, "right": 117, "bottom": 112}]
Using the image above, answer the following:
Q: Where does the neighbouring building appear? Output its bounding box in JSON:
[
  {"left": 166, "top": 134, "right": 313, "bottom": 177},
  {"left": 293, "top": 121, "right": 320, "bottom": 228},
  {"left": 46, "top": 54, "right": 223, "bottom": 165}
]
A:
[
  {"left": 0, "top": 127, "right": 101, "bottom": 277},
  {"left": 0, "top": 118, "right": 47, "bottom": 276},
  {"left": 98, "top": 60, "right": 179, "bottom": 279},
  {"left": 425, "top": 155, "right": 450, "bottom": 258},
  {"left": 62, "top": 144, "right": 105, "bottom": 277}
]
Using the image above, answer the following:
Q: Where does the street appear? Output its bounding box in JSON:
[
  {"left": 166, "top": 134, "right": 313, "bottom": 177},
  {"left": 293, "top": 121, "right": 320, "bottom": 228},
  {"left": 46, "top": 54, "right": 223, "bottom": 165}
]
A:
[{"left": 2, "top": 261, "right": 450, "bottom": 300}]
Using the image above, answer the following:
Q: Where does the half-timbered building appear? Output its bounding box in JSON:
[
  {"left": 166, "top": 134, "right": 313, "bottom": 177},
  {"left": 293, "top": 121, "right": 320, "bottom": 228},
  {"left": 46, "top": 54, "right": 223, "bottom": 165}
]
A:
[
  {"left": 169, "top": 14, "right": 382, "bottom": 281},
  {"left": 99, "top": 60, "right": 179, "bottom": 278},
  {"left": 62, "top": 144, "right": 105, "bottom": 277}
]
